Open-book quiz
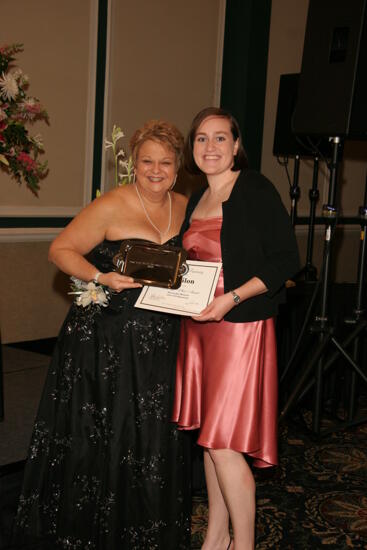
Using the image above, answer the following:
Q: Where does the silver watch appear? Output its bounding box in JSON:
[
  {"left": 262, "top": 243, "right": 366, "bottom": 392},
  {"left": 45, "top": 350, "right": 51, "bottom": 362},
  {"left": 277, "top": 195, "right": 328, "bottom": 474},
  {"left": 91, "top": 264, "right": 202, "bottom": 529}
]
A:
[{"left": 230, "top": 290, "right": 241, "bottom": 305}]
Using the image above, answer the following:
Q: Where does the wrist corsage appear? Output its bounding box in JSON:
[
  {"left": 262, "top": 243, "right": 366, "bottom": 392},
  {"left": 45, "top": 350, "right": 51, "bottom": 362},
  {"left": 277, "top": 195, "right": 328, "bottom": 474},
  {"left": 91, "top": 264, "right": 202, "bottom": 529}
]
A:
[{"left": 68, "top": 276, "right": 110, "bottom": 308}]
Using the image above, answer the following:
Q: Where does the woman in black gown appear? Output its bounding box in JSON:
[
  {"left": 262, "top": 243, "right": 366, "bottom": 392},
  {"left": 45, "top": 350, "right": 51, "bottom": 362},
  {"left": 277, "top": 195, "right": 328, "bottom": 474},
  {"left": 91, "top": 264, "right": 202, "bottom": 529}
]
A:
[{"left": 13, "top": 120, "right": 191, "bottom": 549}]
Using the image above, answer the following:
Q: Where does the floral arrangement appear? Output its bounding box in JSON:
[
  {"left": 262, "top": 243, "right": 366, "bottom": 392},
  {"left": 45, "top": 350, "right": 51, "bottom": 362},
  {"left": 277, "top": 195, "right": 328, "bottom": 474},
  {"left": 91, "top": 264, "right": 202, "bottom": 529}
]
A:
[
  {"left": 104, "top": 124, "right": 134, "bottom": 189},
  {"left": 69, "top": 277, "right": 110, "bottom": 308},
  {"left": 0, "top": 43, "right": 48, "bottom": 195}
]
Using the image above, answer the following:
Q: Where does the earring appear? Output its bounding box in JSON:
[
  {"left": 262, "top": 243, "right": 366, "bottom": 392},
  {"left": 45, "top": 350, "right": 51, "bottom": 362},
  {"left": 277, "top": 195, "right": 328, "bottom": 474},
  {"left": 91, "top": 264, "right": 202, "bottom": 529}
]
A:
[{"left": 170, "top": 175, "right": 177, "bottom": 190}]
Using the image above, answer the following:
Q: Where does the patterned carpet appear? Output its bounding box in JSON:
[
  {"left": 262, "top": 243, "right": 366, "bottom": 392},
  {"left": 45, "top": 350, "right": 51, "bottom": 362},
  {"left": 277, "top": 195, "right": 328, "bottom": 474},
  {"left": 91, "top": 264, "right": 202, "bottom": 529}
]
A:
[
  {"left": 1, "top": 414, "right": 367, "bottom": 549},
  {"left": 191, "top": 413, "right": 367, "bottom": 549}
]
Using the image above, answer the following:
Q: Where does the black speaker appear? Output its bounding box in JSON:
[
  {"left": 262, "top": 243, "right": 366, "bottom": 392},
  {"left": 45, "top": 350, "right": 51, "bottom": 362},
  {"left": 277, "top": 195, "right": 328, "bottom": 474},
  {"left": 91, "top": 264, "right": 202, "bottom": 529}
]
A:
[
  {"left": 293, "top": 0, "right": 367, "bottom": 138},
  {"left": 273, "top": 73, "right": 332, "bottom": 158}
]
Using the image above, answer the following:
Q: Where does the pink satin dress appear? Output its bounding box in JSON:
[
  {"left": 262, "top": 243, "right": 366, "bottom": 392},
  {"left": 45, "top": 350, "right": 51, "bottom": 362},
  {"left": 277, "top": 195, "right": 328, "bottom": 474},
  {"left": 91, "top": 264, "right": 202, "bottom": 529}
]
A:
[{"left": 172, "top": 217, "right": 278, "bottom": 468}]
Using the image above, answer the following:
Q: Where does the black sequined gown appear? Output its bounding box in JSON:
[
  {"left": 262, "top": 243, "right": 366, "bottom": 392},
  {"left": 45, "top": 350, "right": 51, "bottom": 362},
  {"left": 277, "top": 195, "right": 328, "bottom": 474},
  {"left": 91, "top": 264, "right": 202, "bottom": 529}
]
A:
[{"left": 13, "top": 238, "right": 191, "bottom": 550}]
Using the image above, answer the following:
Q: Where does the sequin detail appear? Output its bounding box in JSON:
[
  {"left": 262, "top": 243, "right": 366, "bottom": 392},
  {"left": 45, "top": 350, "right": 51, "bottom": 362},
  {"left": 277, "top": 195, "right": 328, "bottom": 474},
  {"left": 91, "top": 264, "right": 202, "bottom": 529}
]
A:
[
  {"left": 56, "top": 536, "right": 95, "bottom": 549},
  {"left": 99, "top": 344, "right": 121, "bottom": 395},
  {"left": 130, "top": 383, "right": 169, "bottom": 426},
  {"left": 29, "top": 420, "right": 50, "bottom": 459},
  {"left": 121, "top": 317, "right": 171, "bottom": 355},
  {"left": 40, "top": 483, "right": 61, "bottom": 535},
  {"left": 175, "top": 513, "right": 192, "bottom": 549},
  {"left": 120, "top": 449, "right": 166, "bottom": 488},
  {"left": 51, "top": 352, "right": 82, "bottom": 402},
  {"left": 81, "top": 403, "right": 113, "bottom": 446},
  {"left": 15, "top": 484, "right": 61, "bottom": 535},
  {"left": 73, "top": 475, "right": 115, "bottom": 534},
  {"left": 28, "top": 421, "right": 72, "bottom": 465},
  {"left": 15, "top": 492, "right": 39, "bottom": 529},
  {"left": 121, "top": 519, "right": 167, "bottom": 549},
  {"left": 65, "top": 304, "right": 101, "bottom": 342}
]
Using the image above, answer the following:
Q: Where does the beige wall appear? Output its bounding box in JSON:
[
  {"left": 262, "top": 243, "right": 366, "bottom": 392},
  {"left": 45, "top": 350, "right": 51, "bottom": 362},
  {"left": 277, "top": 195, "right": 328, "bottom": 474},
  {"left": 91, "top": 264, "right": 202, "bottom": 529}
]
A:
[
  {"left": 103, "top": 0, "right": 225, "bottom": 193},
  {"left": 0, "top": 241, "right": 72, "bottom": 343},
  {"left": 1, "top": 0, "right": 97, "bottom": 343},
  {"left": 0, "top": 0, "right": 96, "bottom": 213},
  {"left": 262, "top": 0, "right": 367, "bottom": 282}
]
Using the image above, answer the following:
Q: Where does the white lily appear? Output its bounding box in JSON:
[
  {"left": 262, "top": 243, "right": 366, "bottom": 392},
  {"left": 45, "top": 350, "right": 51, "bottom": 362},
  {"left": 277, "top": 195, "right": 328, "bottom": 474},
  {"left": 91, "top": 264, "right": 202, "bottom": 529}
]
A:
[
  {"left": 102, "top": 124, "right": 135, "bottom": 190},
  {"left": 30, "top": 133, "right": 44, "bottom": 150},
  {"left": 69, "top": 278, "right": 110, "bottom": 308},
  {"left": 119, "top": 159, "right": 129, "bottom": 169},
  {"left": 111, "top": 125, "right": 124, "bottom": 142}
]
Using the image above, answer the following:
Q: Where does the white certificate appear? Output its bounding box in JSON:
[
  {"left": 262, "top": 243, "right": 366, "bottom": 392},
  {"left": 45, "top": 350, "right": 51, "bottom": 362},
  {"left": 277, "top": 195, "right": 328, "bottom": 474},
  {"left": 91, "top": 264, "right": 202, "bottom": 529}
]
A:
[{"left": 134, "top": 260, "right": 222, "bottom": 316}]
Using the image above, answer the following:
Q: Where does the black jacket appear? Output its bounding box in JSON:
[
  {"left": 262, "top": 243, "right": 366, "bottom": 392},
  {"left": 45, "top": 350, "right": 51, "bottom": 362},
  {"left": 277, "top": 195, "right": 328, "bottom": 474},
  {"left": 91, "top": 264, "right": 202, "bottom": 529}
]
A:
[{"left": 180, "top": 169, "right": 300, "bottom": 322}]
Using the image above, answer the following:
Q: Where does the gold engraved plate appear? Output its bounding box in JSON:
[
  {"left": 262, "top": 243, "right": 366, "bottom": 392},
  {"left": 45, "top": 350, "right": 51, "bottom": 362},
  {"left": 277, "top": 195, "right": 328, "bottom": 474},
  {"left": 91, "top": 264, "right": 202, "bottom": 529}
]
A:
[{"left": 113, "top": 239, "right": 188, "bottom": 289}]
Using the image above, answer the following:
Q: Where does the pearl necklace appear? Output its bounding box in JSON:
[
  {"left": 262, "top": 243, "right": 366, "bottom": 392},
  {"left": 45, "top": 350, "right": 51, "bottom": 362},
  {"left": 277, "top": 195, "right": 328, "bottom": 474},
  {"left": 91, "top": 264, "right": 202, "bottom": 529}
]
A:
[{"left": 135, "top": 184, "right": 172, "bottom": 238}]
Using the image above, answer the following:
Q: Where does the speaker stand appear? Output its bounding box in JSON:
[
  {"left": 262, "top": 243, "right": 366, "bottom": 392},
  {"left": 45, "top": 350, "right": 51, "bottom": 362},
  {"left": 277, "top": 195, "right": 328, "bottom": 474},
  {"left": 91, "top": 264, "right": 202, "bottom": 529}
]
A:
[
  {"left": 280, "top": 137, "right": 367, "bottom": 434},
  {"left": 295, "top": 155, "right": 320, "bottom": 282},
  {"left": 290, "top": 155, "right": 300, "bottom": 226},
  {"left": 304, "top": 156, "right": 319, "bottom": 281}
]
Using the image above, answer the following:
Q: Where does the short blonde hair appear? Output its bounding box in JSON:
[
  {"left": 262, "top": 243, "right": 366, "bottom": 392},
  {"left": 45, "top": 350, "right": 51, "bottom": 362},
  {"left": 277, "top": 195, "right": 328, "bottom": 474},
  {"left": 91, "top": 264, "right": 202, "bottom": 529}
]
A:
[{"left": 130, "top": 120, "right": 184, "bottom": 168}]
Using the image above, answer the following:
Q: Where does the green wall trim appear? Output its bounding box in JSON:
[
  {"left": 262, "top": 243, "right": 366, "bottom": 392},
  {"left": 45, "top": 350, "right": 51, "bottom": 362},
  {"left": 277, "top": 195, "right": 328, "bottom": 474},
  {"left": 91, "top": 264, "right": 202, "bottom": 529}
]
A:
[
  {"left": 221, "top": 0, "right": 271, "bottom": 170},
  {"left": 91, "top": 0, "right": 108, "bottom": 201},
  {"left": 0, "top": 217, "right": 72, "bottom": 228}
]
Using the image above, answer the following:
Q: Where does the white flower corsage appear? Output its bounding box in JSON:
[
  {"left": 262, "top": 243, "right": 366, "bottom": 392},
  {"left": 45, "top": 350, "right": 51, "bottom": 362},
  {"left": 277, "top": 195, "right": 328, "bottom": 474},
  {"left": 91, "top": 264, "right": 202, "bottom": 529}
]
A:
[{"left": 69, "top": 277, "right": 110, "bottom": 308}]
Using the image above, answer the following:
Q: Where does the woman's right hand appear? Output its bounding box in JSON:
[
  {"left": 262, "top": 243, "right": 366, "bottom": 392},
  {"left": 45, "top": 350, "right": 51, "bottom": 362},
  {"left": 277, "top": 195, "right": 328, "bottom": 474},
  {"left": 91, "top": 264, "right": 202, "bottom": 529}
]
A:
[{"left": 98, "top": 272, "right": 142, "bottom": 292}]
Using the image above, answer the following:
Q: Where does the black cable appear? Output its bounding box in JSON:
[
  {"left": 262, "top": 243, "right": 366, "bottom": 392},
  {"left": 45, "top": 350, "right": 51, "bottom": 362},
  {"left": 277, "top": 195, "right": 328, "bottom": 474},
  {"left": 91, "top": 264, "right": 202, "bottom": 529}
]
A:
[
  {"left": 280, "top": 222, "right": 339, "bottom": 384},
  {"left": 280, "top": 259, "right": 322, "bottom": 384}
]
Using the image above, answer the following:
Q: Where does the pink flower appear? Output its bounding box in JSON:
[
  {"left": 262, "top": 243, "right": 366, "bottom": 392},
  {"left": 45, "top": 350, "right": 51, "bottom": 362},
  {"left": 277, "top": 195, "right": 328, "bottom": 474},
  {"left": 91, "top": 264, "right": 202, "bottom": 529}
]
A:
[
  {"left": 17, "top": 151, "right": 36, "bottom": 172},
  {"left": 20, "top": 98, "right": 42, "bottom": 116},
  {"left": 25, "top": 100, "right": 41, "bottom": 113}
]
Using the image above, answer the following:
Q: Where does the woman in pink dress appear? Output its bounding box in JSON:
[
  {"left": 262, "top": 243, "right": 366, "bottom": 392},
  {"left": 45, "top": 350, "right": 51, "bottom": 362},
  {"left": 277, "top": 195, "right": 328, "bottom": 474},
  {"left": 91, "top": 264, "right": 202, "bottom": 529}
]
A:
[{"left": 172, "top": 107, "right": 299, "bottom": 549}]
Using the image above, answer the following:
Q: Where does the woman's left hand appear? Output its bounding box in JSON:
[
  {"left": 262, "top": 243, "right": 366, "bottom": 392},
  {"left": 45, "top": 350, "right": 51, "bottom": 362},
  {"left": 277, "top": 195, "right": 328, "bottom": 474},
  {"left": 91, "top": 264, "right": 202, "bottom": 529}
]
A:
[{"left": 192, "top": 293, "right": 235, "bottom": 322}]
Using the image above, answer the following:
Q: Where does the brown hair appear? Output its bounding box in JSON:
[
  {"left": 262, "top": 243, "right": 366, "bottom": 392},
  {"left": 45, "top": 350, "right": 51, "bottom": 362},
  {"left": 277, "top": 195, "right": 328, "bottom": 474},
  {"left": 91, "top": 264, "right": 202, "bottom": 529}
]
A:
[
  {"left": 130, "top": 119, "right": 184, "bottom": 168},
  {"left": 184, "top": 107, "right": 248, "bottom": 175}
]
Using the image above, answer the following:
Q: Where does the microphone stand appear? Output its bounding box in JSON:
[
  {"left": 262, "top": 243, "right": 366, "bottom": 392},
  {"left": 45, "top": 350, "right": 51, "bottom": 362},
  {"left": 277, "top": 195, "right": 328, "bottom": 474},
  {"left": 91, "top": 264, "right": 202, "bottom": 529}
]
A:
[
  {"left": 290, "top": 155, "right": 300, "bottom": 226},
  {"left": 304, "top": 156, "right": 319, "bottom": 281}
]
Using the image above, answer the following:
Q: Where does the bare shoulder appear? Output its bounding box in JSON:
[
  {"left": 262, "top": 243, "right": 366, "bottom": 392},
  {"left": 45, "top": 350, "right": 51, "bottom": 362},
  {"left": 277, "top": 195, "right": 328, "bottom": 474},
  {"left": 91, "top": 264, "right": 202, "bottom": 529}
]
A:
[
  {"left": 61, "top": 189, "right": 124, "bottom": 233},
  {"left": 106, "top": 184, "right": 137, "bottom": 207},
  {"left": 172, "top": 191, "right": 188, "bottom": 209},
  {"left": 88, "top": 186, "right": 135, "bottom": 215}
]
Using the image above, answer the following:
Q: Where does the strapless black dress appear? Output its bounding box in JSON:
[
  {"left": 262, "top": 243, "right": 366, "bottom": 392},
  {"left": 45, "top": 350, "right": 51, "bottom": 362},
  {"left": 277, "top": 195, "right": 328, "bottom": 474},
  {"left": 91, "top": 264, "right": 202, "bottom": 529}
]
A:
[{"left": 13, "top": 238, "right": 191, "bottom": 549}]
